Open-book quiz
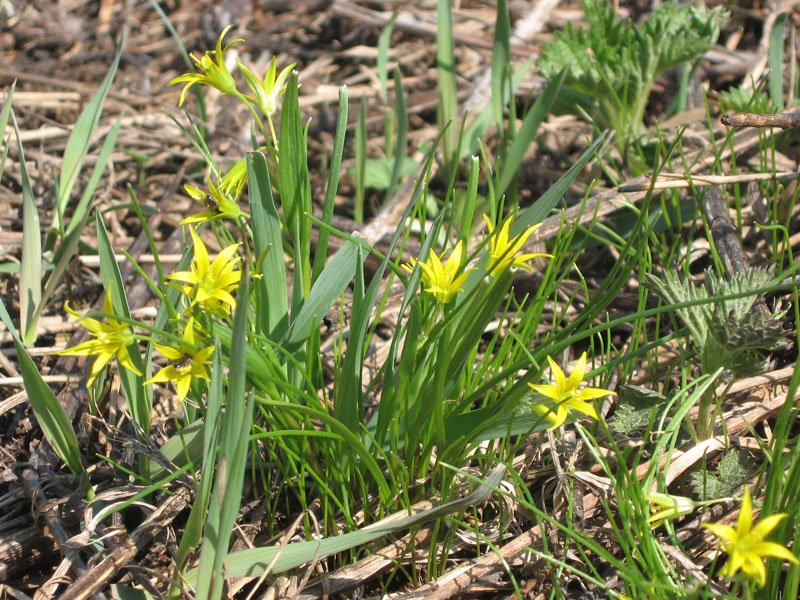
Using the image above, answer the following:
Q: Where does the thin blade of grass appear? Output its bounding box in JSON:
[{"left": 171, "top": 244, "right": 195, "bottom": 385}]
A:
[
  {"left": 385, "top": 67, "right": 408, "bottom": 201},
  {"left": 516, "top": 129, "right": 612, "bottom": 231},
  {"left": 13, "top": 111, "right": 42, "bottom": 345},
  {"left": 354, "top": 98, "right": 367, "bottom": 222},
  {"left": 496, "top": 68, "right": 566, "bottom": 200},
  {"left": 491, "top": 0, "right": 511, "bottom": 133},
  {"left": 0, "top": 81, "right": 15, "bottom": 180},
  {"left": 184, "top": 465, "right": 505, "bottom": 581},
  {"left": 172, "top": 339, "right": 225, "bottom": 572},
  {"left": 65, "top": 115, "right": 122, "bottom": 238},
  {"left": 436, "top": 0, "right": 458, "bottom": 164},
  {"left": 56, "top": 33, "right": 123, "bottom": 231},
  {"left": 333, "top": 245, "right": 366, "bottom": 434},
  {"left": 769, "top": 13, "right": 787, "bottom": 111},
  {"left": 312, "top": 87, "right": 348, "bottom": 283},
  {"left": 95, "top": 213, "right": 149, "bottom": 435}
]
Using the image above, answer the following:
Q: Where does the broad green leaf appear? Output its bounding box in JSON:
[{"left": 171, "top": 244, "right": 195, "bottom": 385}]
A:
[
  {"left": 248, "top": 152, "right": 288, "bottom": 341},
  {"left": 281, "top": 241, "right": 360, "bottom": 350}
]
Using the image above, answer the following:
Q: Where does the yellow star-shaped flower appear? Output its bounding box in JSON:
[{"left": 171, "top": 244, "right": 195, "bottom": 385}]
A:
[
  {"left": 402, "top": 240, "right": 475, "bottom": 304},
  {"left": 528, "top": 352, "right": 614, "bottom": 429},
  {"left": 168, "top": 228, "right": 242, "bottom": 318},
  {"left": 56, "top": 287, "right": 142, "bottom": 385},
  {"left": 168, "top": 25, "right": 243, "bottom": 107},
  {"left": 704, "top": 487, "right": 799, "bottom": 587},
  {"left": 484, "top": 214, "right": 550, "bottom": 278},
  {"left": 145, "top": 319, "right": 214, "bottom": 402}
]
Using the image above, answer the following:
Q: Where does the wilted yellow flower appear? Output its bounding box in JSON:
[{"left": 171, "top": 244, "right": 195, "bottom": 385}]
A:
[
  {"left": 168, "top": 228, "right": 242, "bottom": 317},
  {"left": 238, "top": 56, "right": 296, "bottom": 118},
  {"left": 484, "top": 214, "right": 550, "bottom": 277},
  {"left": 168, "top": 25, "right": 243, "bottom": 106},
  {"left": 145, "top": 318, "right": 214, "bottom": 402},
  {"left": 401, "top": 240, "right": 475, "bottom": 304},
  {"left": 528, "top": 352, "right": 614, "bottom": 429},
  {"left": 646, "top": 492, "right": 696, "bottom": 528},
  {"left": 704, "top": 487, "right": 799, "bottom": 587},
  {"left": 56, "top": 287, "right": 142, "bottom": 384}
]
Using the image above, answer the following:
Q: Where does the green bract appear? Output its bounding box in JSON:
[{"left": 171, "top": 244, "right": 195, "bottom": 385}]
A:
[{"left": 538, "top": 0, "right": 728, "bottom": 148}]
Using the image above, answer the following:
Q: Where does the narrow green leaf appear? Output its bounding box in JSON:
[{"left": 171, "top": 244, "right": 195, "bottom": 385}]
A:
[
  {"left": 334, "top": 245, "right": 366, "bottom": 433},
  {"left": 248, "top": 152, "right": 288, "bottom": 341},
  {"left": 281, "top": 241, "right": 360, "bottom": 350},
  {"left": 57, "top": 33, "right": 124, "bottom": 230},
  {"left": 354, "top": 98, "right": 367, "bottom": 223},
  {"left": 95, "top": 213, "right": 149, "bottom": 435},
  {"left": 769, "top": 13, "right": 787, "bottom": 111},
  {"left": 194, "top": 273, "right": 252, "bottom": 600},
  {"left": 497, "top": 68, "right": 566, "bottom": 200},
  {"left": 0, "top": 295, "right": 89, "bottom": 493},
  {"left": 0, "top": 81, "right": 15, "bottom": 181},
  {"left": 516, "top": 129, "right": 612, "bottom": 231},
  {"left": 14, "top": 111, "right": 42, "bottom": 345},
  {"left": 385, "top": 68, "right": 408, "bottom": 201},
  {"left": 436, "top": 0, "right": 458, "bottom": 164},
  {"left": 491, "top": 0, "right": 511, "bottom": 132},
  {"left": 313, "top": 87, "right": 348, "bottom": 283},
  {"left": 65, "top": 115, "right": 122, "bottom": 238},
  {"left": 185, "top": 466, "right": 505, "bottom": 581},
  {"left": 377, "top": 15, "right": 396, "bottom": 102}
]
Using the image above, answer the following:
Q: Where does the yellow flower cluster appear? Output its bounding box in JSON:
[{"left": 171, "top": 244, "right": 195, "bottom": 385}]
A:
[{"left": 401, "top": 214, "right": 547, "bottom": 306}]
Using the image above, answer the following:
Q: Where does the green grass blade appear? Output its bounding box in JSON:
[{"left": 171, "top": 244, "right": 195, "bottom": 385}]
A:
[
  {"left": 13, "top": 111, "right": 42, "bottom": 345},
  {"left": 278, "top": 72, "right": 313, "bottom": 299},
  {"left": 65, "top": 115, "right": 122, "bottom": 238},
  {"left": 496, "top": 68, "right": 566, "bottom": 200},
  {"left": 281, "top": 240, "right": 360, "bottom": 351},
  {"left": 516, "top": 129, "right": 612, "bottom": 231},
  {"left": 313, "top": 87, "right": 348, "bottom": 283},
  {"left": 769, "top": 12, "right": 787, "bottom": 111},
  {"left": 354, "top": 98, "right": 367, "bottom": 223},
  {"left": 95, "top": 212, "right": 149, "bottom": 434},
  {"left": 183, "top": 466, "right": 505, "bottom": 581},
  {"left": 385, "top": 68, "right": 408, "bottom": 201},
  {"left": 0, "top": 295, "right": 89, "bottom": 494},
  {"left": 333, "top": 245, "right": 366, "bottom": 434},
  {"left": 194, "top": 273, "right": 253, "bottom": 600},
  {"left": 0, "top": 81, "right": 15, "bottom": 180},
  {"left": 173, "top": 339, "right": 224, "bottom": 571},
  {"left": 57, "top": 33, "right": 123, "bottom": 231},
  {"left": 248, "top": 151, "right": 288, "bottom": 341},
  {"left": 436, "top": 0, "right": 458, "bottom": 164},
  {"left": 491, "top": 0, "right": 511, "bottom": 132}
]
